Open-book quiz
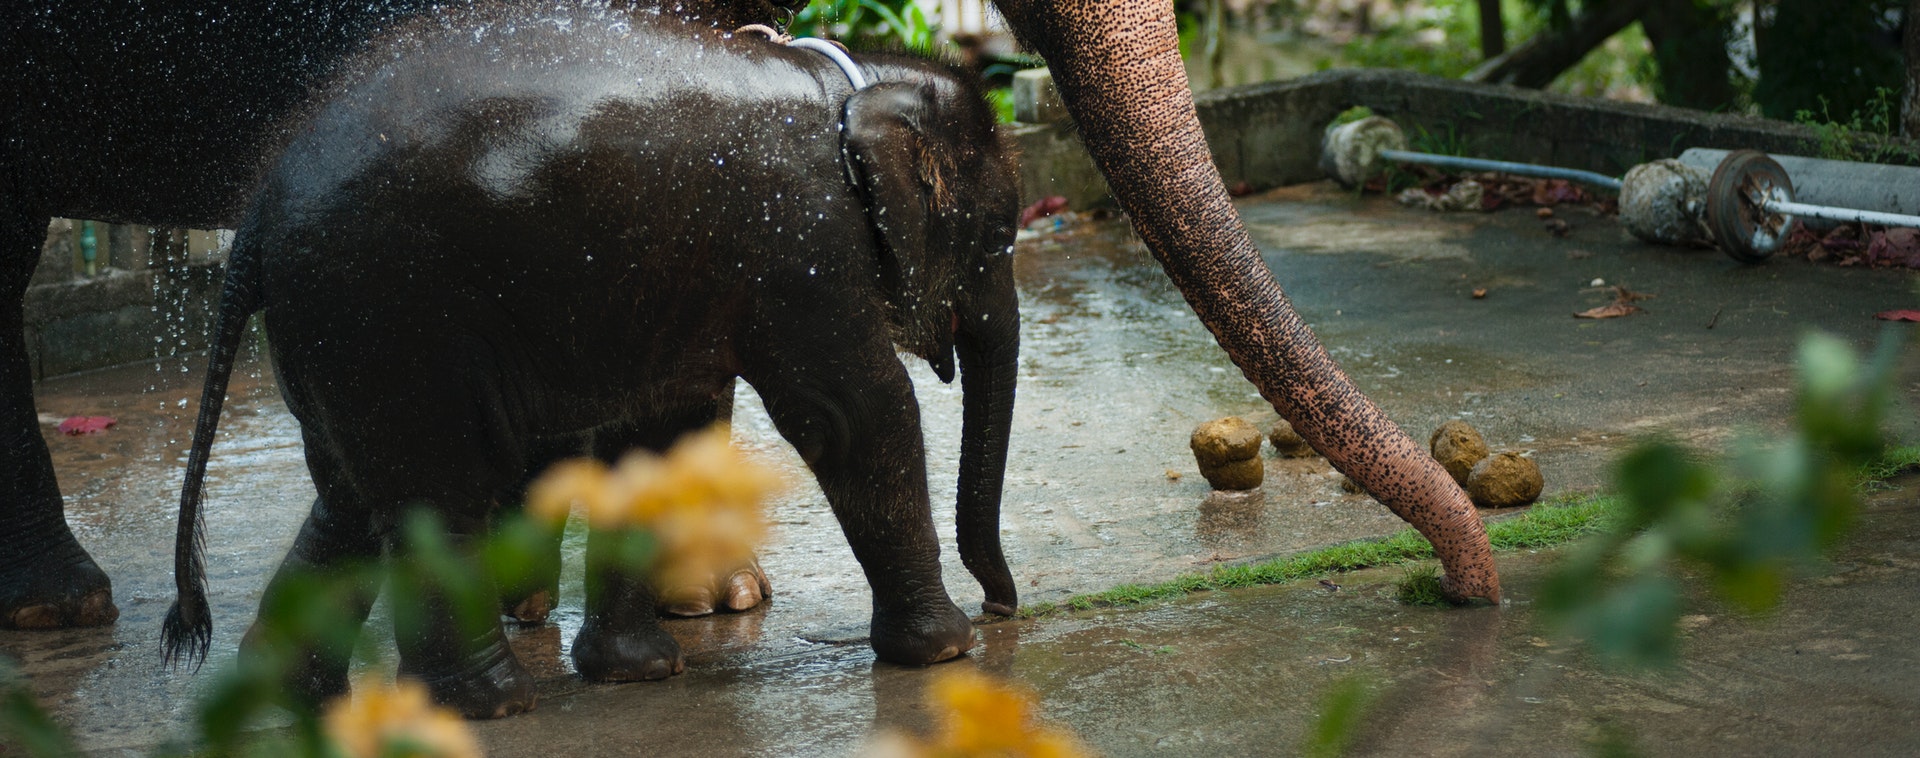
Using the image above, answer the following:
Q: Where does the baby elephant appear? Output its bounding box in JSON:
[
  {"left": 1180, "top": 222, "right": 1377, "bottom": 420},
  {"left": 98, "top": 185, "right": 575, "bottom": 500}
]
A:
[{"left": 165, "top": 3, "right": 1022, "bottom": 718}]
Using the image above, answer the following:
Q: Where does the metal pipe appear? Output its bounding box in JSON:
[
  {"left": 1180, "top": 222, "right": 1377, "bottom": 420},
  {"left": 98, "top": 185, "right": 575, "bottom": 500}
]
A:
[
  {"left": 1378, "top": 149, "right": 1624, "bottom": 191},
  {"left": 1765, "top": 199, "right": 1920, "bottom": 229}
]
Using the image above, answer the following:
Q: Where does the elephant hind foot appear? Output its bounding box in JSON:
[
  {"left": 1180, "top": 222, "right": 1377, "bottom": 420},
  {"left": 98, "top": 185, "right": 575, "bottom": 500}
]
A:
[
  {"left": 656, "top": 559, "right": 772, "bottom": 617},
  {"left": 1, "top": 541, "right": 118, "bottom": 629},
  {"left": 404, "top": 646, "right": 539, "bottom": 720},
  {"left": 502, "top": 590, "right": 553, "bottom": 625},
  {"left": 571, "top": 620, "right": 684, "bottom": 682},
  {"left": 870, "top": 600, "right": 976, "bottom": 665},
  {"left": 239, "top": 621, "right": 352, "bottom": 709}
]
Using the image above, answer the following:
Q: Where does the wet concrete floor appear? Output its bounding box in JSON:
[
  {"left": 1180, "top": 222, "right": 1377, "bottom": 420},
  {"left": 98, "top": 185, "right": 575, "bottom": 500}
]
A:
[{"left": 8, "top": 183, "right": 1920, "bottom": 754}]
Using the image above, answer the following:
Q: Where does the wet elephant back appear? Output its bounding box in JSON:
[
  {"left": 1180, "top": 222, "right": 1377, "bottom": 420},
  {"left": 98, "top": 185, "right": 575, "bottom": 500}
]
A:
[{"left": 254, "top": 7, "right": 882, "bottom": 432}]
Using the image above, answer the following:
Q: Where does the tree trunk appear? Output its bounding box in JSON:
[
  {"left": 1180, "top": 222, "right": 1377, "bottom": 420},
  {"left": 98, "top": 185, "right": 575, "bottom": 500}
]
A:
[
  {"left": 1466, "top": 0, "right": 1655, "bottom": 88},
  {"left": 1478, "top": 0, "right": 1506, "bottom": 59},
  {"left": 1640, "top": 0, "right": 1736, "bottom": 111},
  {"left": 1905, "top": 0, "right": 1920, "bottom": 138}
]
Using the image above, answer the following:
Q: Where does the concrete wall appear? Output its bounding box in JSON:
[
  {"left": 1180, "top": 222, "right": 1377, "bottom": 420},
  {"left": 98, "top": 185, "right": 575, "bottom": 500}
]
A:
[
  {"left": 25, "top": 221, "right": 223, "bottom": 381},
  {"left": 1012, "top": 67, "right": 1913, "bottom": 208}
]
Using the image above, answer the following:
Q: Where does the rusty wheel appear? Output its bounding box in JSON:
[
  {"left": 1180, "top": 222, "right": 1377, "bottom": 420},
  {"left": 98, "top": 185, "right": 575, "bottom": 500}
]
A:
[{"left": 1705, "top": 149, "right": 1794, "bottom": 263}]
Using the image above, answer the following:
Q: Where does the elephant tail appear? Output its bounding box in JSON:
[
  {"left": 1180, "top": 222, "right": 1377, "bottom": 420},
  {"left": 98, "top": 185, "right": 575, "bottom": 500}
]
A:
[{"left": 163, "top": 231, "right": 266, "bottom": 670}]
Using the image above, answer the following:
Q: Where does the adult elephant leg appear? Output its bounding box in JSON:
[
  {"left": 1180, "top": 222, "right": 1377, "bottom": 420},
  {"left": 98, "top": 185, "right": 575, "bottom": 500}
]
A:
[
  {"left": 589, "top": 400, "right": 770, "bottom": 617},
  {"left": 0, "top": 208, "right": 117, "bottom": 628},
  {"left": 498, "top": 434, "right": 584, "bottom": 625},
  {"left": 992, "top": 0, "right": 1498, "bottom": 602},
  {"left": 742, "top": 329, "right": 974, "bottom": 665},
  {"left": 240, "top": 440, "right": 381, "bottom": 708}
]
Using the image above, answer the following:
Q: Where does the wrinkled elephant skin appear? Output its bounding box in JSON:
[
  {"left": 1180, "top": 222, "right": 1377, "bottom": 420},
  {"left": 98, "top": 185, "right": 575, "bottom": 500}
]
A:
[
  {"left": 0, "top": 0, "right": 809, "bottom": 631},
  {"left": 163, "top": 6, "right": 1022, "bottom": 718}
]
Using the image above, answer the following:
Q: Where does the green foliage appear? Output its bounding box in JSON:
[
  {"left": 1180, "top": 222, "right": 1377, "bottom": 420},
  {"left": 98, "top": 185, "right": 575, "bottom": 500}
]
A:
[
  {"left": 1752, "top": 0, "right": 1905, "bottom": 124},
  {"left": 789, "top": 0, "right": 935, "bottom": 51},
  {"left": 1329, "top": 106, "right": 1376, "bottom": 128},
  {"left": 1541, "top": 329, "right": 1903, "bottom": 668},
  {"left": 1393, "top": 564, "right": 1448, "bottom": 606},
  {"left": 1327, "top": 0, "right": 1656, "bottom": 101},
  {"left": 24, "top": 510, "right": 624, "bottom": 756},
  {"left": 0, "top": 662, "right": 76, "bottom": 758},
  {"left": 1300, "top": 677, "right": 1373, "bottom": 758},
  {"left": 1792, "top": 88, "right": 1918, "bottom": 164}
]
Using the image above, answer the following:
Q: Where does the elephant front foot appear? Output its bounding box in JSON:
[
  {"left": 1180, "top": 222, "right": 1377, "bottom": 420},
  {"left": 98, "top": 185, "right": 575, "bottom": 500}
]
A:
[
  {"left": 571, "top": 618, "right": 684, "bottom": 682},
  {"left": 656, "top": 557, "right": 772, "bottom": 617},
  {"left": 0, "top": 537, "right": 117, "bottom": 629},
  {"left": 401, "top": 639, "right": 538, "bottom": 720},
  {"left": 870, "top": 599, "right": 976, "bottom": 665}
]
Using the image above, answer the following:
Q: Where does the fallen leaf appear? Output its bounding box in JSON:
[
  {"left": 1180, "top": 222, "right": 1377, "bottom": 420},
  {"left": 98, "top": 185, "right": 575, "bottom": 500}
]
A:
[
  {"left": 1575, "top": 302, "right": 1642, "bottom": 319},
  {"left": 1574, "top": 285, "right": 1654, "bottom": 319},
  {"left": 1544, "top": 218, "right": 1572, "bottom": 237},
  {"left": 58, "top": 416, "right": 116, "bottom": 436},
  {"left": 1874, "top": 310, "right": 1920, "bottom": 322},
  {"left": 1472, "top": 288, "right": 1488, "bottom": 299}
]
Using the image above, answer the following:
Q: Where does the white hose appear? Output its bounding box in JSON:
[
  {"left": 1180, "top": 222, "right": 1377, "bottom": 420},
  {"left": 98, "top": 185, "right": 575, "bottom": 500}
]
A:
[{"left": 788, "top": 37, "right": 869, "bottom": 91}]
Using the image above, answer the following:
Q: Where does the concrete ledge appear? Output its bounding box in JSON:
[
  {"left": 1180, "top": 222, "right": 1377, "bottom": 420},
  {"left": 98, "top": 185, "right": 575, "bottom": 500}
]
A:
[
  {"left": 1012, "top": 67, "right": 1915, "bottom": 208},
  {"left": 23, "top": 264, "right": 221, "bottom": 381}
]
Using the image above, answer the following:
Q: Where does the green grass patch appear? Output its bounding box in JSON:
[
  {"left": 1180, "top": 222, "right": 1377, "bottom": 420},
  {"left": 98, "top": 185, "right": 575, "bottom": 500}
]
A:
[
  {"left": 1393, "top": 564, "right": 1447, "bottom": 607},
  {"left": 1018, "top": 493, "right": 1616, "bottom": 618},
  {"left": 1015, "top": 445, "right": 1918, "bottom": 620}
]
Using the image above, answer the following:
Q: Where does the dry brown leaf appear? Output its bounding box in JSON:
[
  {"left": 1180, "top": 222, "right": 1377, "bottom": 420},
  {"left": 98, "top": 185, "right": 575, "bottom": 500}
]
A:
[{"left": 1575, "top": 302, "right": 1643, "bottom": 319}]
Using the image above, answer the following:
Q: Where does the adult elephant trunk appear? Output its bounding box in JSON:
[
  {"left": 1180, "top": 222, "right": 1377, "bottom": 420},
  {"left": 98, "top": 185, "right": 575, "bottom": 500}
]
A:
[
  {"left": 993, "top": 0, "right": 1499, "bottom": 602},
  {"left": 953, "top": 296, "right": 1020, "bottom": 616}
]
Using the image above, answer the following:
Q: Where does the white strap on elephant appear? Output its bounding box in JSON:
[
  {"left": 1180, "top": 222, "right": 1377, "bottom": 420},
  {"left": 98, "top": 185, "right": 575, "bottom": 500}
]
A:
[{"left": 735, "top": 24, "right": 870, "bottom": 91}]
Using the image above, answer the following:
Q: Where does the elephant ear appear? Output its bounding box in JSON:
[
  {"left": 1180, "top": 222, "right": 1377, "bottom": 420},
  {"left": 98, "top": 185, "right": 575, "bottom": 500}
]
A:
[{"left": 842, "top": 81, "right": 960, "bottom": 382}]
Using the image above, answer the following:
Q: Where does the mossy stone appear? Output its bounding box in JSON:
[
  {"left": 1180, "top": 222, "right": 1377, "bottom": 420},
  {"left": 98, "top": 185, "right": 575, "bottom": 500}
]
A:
[
  {"left": 1267, "top": 419, "right": 1316, "bottom": 458},
  {"left": 1466, "top": 452, "right": 1544, "bottom": 508},
  {"left": 1429, "top": 419, "right": 1490, "bottom": 486}
]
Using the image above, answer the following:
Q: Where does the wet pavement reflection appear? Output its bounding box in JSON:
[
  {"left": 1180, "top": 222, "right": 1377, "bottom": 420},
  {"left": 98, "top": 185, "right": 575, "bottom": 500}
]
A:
[{"left": 8, "top": 185, "right": 1920, "bottom": 754}]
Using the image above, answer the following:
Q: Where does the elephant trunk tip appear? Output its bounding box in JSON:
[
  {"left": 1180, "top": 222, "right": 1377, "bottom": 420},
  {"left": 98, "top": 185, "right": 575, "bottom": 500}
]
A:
[
  {"left": 1440, "top": 567, "right": 1502, "bottom": 605},
  {"left": 981, "top": 599, "right": 1016, "bottom": 617}
]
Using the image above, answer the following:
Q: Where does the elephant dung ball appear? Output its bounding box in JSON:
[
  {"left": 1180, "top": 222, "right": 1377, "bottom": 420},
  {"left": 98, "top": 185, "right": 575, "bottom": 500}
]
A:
[
  {"left": 1267, "top": 419, "right": 1316, "bottom": 459},
  {"left": 1466, "top": 452, "right": 1544, "bottom": 508},
  {"left": 1429, "top": 419, "right": 1490, "bottom": 486},
  {"left": 1191, "top": 417, "right": 1264, "bottom": 491}
]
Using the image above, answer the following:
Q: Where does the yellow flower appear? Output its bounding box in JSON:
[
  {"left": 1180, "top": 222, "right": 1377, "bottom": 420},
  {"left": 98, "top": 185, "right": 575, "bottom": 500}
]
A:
[
  {"left": 862, "top": 669, "right": 1093, "bottom": 758},
  {"left": 321, "top": 676, "right": 481, "bottom": 758},
  {"left": 523, "top": 425, "right": 781, "bottom": 585}
]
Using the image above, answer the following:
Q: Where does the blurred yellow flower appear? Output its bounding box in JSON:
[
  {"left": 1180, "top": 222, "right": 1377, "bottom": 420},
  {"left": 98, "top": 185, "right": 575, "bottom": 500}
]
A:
[
  {"left": 862, "top": 669, "right": 1093, "bottom": 758},
  {"left": 322, "top": 676, "right": 481, "bottom": 758},
  {"left": 524, "top": 425, "right": 780, "bottom": 588}
]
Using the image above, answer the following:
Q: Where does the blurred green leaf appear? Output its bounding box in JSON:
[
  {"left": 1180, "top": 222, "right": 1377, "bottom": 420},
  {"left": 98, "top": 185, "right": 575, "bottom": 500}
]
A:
[
  {"left": 1301, "top": 677, "right": 1372, "bottom": 758},
  {"left": 0, "top": 663, "right": 77, "bottom": 758}
]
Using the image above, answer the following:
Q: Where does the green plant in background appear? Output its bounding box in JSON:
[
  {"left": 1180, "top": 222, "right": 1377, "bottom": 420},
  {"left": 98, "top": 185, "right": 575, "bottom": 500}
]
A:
[
  {"left": 789, "top": 0, "right": 936, "bottom": 51},
  {"left": 1540, "top": 329, "right": 1903, "bottom": 668},
  {"left": 1793, "top": 88, "right": 1918, "bottom": 165}
]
